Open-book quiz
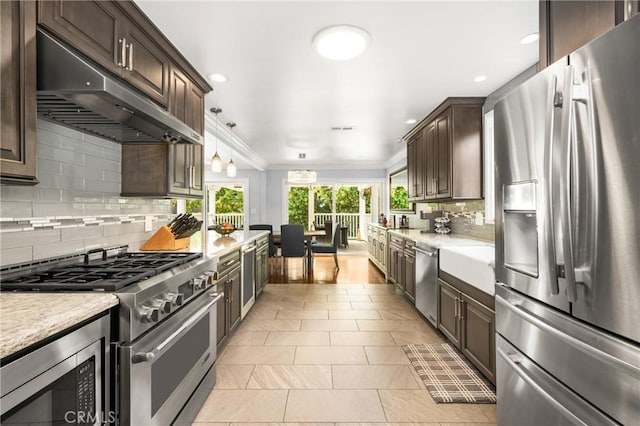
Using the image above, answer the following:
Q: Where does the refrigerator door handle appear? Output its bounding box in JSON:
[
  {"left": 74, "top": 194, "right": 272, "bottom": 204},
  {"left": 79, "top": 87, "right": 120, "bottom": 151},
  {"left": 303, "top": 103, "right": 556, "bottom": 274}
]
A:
[
  {"left": 559, "top": 66, "right": 579, "bottom": 303},
  {"left": 545, "top": 74, "right": 561, "bottom": 295},
  {"left": 570, "top": 64, "right": 597, "bottom": 289}
]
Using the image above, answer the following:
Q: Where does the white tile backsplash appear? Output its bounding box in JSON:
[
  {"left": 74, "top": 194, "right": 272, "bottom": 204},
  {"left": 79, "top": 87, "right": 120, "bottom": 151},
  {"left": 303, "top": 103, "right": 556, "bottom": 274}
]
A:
[{"left": 0, "top": 120, "right": 173, "bottom": 266}]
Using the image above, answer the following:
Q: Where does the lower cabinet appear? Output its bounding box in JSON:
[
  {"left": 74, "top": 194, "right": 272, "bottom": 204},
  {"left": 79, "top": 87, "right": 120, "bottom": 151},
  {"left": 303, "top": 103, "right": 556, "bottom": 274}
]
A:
[
  {"left": 215, "top": 250, "right": 241, "bottom": 350},
  {"left": 437, "top": 278, "right": 495, "bottom": 384},
  {"left": 255, "top": 236, "right": 269, "bottom": 295},
  {"left": 387, "top": 233, "right": 416, "bottom": 301},
  {"left": 367, "top": 225, "right": 388, "bottom": 274}
]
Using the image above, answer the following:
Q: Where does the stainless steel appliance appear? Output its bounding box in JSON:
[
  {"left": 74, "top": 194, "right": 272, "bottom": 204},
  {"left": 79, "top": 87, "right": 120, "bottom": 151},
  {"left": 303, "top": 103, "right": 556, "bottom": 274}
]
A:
[
  {"left": 1, "top": 315, "right": 111, "bottom": 425},
  {"left": 0, "top": 246, "right": 222, "bottom": 425},
  {"left": 494, "top": 14, "right": 640, "bottom": 425},
  {"left": 241, "top": 243, "right": 256, "bottom": 319},
  {"left": 414, "top": 244, "right": 438, "bottom": 328},
  {"left": 37, "top": 30, "right": 202, "bottom": 145}
]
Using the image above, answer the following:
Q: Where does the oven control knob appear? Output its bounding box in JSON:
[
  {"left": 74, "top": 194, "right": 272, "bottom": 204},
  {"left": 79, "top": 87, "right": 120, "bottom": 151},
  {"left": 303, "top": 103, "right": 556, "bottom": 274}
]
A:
[
  {"left": 204, "top": 270, "right": 217, "bottom": 284},
  {"left": 156, "top": 299, "right": 171, "bottom": 314},
  {"left": 192, "top": 277, "right": 206, "bottom": 290},
  {"left": 167, "top": 292, "right": 184, "bottom": 306},
  {"left": 139, "top": 307, "right": 159, "bottom": 323}
]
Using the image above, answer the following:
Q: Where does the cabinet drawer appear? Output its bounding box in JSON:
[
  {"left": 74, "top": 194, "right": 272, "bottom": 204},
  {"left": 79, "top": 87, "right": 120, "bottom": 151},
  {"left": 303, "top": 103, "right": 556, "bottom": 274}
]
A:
[
  {"left": 218, "top": 250, "right": 240, "bottom": 276},
  {"left": 390, "top": 235, "right": 404, "bottom": 246}
]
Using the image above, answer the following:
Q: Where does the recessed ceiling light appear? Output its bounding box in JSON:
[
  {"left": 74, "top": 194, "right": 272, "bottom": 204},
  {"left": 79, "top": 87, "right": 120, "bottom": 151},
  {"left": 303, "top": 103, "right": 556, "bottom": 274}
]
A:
[
  {"left": 473, "top": 75, "right": 487, "bottom": 83},
  {"left": 207, "top": 73, "right": 228, "bottom": 83},
  {"left": 520, "top": 32, "right": 540, "bottom": 45},
  {"left": 312, "top": 25, "right": 371, "bottom": 61},
  {"left": 405, "top": 118, "right": 417, "bottom": 124}
]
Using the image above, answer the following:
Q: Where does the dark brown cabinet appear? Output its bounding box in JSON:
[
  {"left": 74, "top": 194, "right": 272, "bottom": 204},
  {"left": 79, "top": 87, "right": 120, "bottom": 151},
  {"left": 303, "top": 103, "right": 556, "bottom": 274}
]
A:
[
  {"left": 121, "top": 142, "right": 203, "bottom": 198},
  {"left": 1, "top": 1, "right": 38, "bottom": 185},
  {"left": 405, "top": 98, "right": 484, "bottom": 202},
  {"left": 228, "top": 266, "right": 241, "bottom": 331},
  {"left": 438, "top": 280, "right": 462, "bottom": 347},
  {"left": 387, "top": 234, "right": 415, "bottom": 301},
  {"left": 460, "top": 294, "right": 495, "bottom": 383},
  {"left": 38, "top": 0, "right": 170, "bottom": 106},
  {"left": 539, "top": 0, "right": 623, "bottom": 69},
  {"left": 437, "top": 276, "right": 496, "bottom": 384},
  {"left": 215, "top": 250, "right": 241, "bottom": 350},
  {"left": 255, "top": 236, "right": 269, "bottom": 295}
]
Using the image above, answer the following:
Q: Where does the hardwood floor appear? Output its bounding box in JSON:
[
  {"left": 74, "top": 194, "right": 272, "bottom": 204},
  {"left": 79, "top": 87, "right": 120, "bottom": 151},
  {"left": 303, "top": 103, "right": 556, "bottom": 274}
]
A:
[{"left": 268, "top": 254, "right": 387, "bottom": 284}]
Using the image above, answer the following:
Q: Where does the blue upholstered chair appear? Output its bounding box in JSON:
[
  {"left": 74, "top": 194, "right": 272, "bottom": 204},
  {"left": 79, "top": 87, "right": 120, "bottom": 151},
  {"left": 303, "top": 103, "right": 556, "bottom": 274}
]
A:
[{"left": 280, "top": 224, "right": 307, "bottom": 274}]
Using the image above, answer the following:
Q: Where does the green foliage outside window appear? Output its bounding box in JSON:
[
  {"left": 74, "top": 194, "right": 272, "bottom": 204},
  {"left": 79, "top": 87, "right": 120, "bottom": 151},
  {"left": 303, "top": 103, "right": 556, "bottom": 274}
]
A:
[
  {"left": 288, "top": 187, "right": 308, "bottom": 225},
  {"left": 390, "top": 186, "right": 410, "bottom": 210},
  {"left": 215, "top": 187, "right": 244, "bottom": 213},
  {"left": 314, "top": 186, "right": 332, "bottom": 213},
  {"left": 185, "top": 199, "right": 202, "bottom": 214},
  {"left": 336, "top": 186, "right": 359, "bottom": 213}
]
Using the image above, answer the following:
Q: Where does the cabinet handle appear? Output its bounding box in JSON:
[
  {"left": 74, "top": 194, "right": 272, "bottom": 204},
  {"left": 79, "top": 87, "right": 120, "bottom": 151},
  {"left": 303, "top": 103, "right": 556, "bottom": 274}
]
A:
[
  {"left": 118, "top": 38, "right": 126, "bottom": 67},
  {"left": 454, "top": 297, "right": 459, "bottom": 318},
  {"left": 126, "top": 42, "right": 134, "bottom": 71},
  {"left": 459, "top": 298, "right": 464, "bottom": 320}
]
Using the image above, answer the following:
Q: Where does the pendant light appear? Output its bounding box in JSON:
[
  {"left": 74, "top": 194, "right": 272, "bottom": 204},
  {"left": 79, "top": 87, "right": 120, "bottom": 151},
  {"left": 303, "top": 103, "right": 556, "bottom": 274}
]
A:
[
  {"left": 225, "top": 122, "right": 237, "bottom": 177},
  {"left": 210, "top": 107, "right": 223, "bottom": 173}
]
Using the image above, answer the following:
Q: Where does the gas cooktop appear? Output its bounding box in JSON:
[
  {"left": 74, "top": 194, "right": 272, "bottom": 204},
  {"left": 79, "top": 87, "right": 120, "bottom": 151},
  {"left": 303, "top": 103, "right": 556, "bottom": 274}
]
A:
[{"left": 0, "top": 251, "right": 202, "bottom": 291}]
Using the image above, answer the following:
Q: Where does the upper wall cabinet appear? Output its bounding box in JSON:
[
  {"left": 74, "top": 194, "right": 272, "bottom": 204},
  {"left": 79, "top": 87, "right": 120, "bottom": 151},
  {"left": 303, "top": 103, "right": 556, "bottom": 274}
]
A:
[
  {"left": 405, "top": 98, "right": 484, "bottom": 202},
  {"left": 37, "top": 0, "right": 211, "bottom": 114},
  {"left": 1, "top": 1, "right": 38, "bottom": 185},
  {"left": 538, "top": 0, "right": 625, "bottom": 69}
]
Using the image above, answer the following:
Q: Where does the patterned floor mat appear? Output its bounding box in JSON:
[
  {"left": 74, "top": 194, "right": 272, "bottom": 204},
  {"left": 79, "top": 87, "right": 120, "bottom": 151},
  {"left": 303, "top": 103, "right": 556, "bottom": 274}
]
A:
[{"left": 403, "top": 343, "right": 496, "bottom": 403}]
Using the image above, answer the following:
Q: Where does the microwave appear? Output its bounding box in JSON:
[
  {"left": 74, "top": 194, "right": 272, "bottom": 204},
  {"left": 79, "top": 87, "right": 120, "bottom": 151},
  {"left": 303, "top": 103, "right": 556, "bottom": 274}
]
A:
[{"left": 0, "top": 315, "right": 111, "bottom": 425}]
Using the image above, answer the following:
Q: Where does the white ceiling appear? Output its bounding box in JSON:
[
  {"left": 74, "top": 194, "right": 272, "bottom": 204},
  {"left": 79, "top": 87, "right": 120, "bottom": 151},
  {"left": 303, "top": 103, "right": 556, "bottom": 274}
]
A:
[{"left": 136, "top": 1, "right": 538, "bottom": 170}]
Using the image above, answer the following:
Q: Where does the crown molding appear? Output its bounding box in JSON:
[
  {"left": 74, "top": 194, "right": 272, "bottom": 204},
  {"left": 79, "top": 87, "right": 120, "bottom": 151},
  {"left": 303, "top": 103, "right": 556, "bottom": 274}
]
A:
[
  {"left": 384, "top": 147, "right": 406, "bottom": 170},
  {"left": 204, "top": 113, "right": 269, "bottom": 171}
]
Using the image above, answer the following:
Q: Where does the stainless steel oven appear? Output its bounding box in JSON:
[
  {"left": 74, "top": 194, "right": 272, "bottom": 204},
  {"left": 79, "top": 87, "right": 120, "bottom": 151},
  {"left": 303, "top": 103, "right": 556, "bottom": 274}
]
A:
[
  {"left": 0, "top": 315, "right": 111, "bottom": 425},
  {"left": 119, "top": 290, "right": 223, "bottom": 426}
]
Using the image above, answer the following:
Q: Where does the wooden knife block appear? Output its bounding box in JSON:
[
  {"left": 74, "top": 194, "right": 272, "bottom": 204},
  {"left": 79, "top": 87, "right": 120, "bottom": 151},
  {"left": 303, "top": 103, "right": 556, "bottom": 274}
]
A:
[{"left": 140, "top": 225, "right": 190, "bottom": 251}]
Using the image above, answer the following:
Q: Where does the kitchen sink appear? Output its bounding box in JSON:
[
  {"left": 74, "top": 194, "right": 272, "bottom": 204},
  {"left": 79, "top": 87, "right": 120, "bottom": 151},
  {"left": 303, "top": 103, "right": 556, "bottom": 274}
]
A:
[{"left": 439, "top": 246, "right": 496, "bottom": 295}]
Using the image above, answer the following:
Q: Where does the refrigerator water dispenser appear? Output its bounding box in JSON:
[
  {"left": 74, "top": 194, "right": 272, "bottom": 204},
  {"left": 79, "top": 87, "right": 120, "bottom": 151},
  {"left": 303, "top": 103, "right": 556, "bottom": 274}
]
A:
[{"left": 503, "top": 182, "right": 539, "bottom": 277}]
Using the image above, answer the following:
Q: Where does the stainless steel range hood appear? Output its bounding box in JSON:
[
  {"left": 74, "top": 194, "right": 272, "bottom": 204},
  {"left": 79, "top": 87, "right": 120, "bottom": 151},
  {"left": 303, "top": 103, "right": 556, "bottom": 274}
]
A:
[{"left": 36, "top": 30, "right": 202, "bottom": 145}]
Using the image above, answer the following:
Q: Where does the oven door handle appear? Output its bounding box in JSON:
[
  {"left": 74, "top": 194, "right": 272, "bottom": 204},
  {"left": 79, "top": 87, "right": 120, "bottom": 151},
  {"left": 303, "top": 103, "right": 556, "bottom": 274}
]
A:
[{"left": 132, "top": 292, "right": 224, "bottom": 364}]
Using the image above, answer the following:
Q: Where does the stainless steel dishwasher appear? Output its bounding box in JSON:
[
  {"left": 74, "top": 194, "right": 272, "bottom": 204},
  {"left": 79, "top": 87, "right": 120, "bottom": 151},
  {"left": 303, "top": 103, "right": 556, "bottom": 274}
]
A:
[{"left": 415, "top": 244, "right": 438, "bottom": 328}]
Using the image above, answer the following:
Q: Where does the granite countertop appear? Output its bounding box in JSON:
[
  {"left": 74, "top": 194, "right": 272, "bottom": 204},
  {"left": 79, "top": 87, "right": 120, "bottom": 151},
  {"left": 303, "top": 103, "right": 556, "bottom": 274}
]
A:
[
  {"left": 387, "top": 228, "right": 494, "bottom": 249},
  {"left": 0, "top": 293, "right": 118, "bottom": 360}
]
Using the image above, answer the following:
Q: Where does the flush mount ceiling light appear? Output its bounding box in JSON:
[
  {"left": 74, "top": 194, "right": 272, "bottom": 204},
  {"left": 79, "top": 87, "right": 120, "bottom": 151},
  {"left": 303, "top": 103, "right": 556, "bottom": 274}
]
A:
[
  {"left": 405, "top": 118, "right": 417, "bottom": 124},
  {"left": 288, "top": 170, "right": 317, "bottom": 184},
  {"left": 208, "top": 73, "right": 228, "bottom": 83},
  {"left": 473, "top": 75, "right": 487, "bottom": 83},
  {"left": 520, "top": 32, "right": 540, "bottom": 45},
  {"left": 312, "top": 25, "right": 371, "bottom": 61}
]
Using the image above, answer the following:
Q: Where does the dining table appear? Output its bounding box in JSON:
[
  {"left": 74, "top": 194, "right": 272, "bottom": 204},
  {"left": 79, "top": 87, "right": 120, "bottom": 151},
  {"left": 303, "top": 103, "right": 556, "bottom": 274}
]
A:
[{"left": 272, "top": 229, "right": 326, "bottom": 273}]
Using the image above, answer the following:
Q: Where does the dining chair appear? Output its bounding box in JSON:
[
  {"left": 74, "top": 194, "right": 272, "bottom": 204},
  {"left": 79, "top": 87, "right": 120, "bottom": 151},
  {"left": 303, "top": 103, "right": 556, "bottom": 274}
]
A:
[
  {"left": 249, "top": 224, "right": 276, "bottom": 257},
  {"left": 323, "top": 219, "right": 332, "bottom": 242},
  {"left": 280, "top": 224, "right": 307, "bottom": 274},
  {"left": 310, "top": 221, "right": 340, "bottom": 270}
]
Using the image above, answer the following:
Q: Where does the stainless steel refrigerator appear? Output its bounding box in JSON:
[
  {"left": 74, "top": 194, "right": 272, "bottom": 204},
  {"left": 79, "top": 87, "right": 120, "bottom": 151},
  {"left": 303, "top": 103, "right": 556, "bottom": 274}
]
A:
[{"left": 494, "top": 14, "right": 640, "bottom": 426}]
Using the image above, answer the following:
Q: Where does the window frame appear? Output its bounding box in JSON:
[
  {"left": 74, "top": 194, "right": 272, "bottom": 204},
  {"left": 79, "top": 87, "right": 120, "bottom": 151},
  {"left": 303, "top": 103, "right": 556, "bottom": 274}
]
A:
[{"left": 389, "top": 167, "right": 415, "bottom": 213}]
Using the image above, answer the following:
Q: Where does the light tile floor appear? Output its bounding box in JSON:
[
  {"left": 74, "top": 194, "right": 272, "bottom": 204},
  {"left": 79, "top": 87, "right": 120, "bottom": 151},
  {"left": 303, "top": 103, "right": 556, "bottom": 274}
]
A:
[{"left": 193, "top": 283, "right": 497, "bottom": 426}]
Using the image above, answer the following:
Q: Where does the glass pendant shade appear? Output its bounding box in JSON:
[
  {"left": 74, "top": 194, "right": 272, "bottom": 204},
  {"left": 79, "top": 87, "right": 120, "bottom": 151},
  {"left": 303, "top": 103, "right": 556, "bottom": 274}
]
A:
[
  {"left": 211, "top": 152, "right": 223, "bottom": 173},
  {"left": 226, "top": 159, "right": 237, "bottom": 177}
]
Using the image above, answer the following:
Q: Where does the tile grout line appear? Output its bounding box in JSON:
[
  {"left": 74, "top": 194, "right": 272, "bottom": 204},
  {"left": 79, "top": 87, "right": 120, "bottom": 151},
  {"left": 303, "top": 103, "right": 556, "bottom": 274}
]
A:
[{"left": 376, "top": 389, "right": 390, "bottom": 422}]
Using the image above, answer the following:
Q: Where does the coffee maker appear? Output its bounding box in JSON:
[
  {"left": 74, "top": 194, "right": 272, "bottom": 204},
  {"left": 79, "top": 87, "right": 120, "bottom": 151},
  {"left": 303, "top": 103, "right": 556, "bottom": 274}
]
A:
[{"left": 399, "top": 215, "right": 409, "bottom": 229}]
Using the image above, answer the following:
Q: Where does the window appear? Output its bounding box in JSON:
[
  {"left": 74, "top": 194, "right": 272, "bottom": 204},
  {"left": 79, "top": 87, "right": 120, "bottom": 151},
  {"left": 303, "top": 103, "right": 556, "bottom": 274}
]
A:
[{"left": 389, "top": 168, "right": 414, "bottom": 212}]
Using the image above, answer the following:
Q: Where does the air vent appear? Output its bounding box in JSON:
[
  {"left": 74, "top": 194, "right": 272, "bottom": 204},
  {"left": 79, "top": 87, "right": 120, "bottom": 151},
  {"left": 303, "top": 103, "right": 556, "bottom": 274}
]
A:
[{"left": 330, "top": 126, "right": 356, "bottom": 131}]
